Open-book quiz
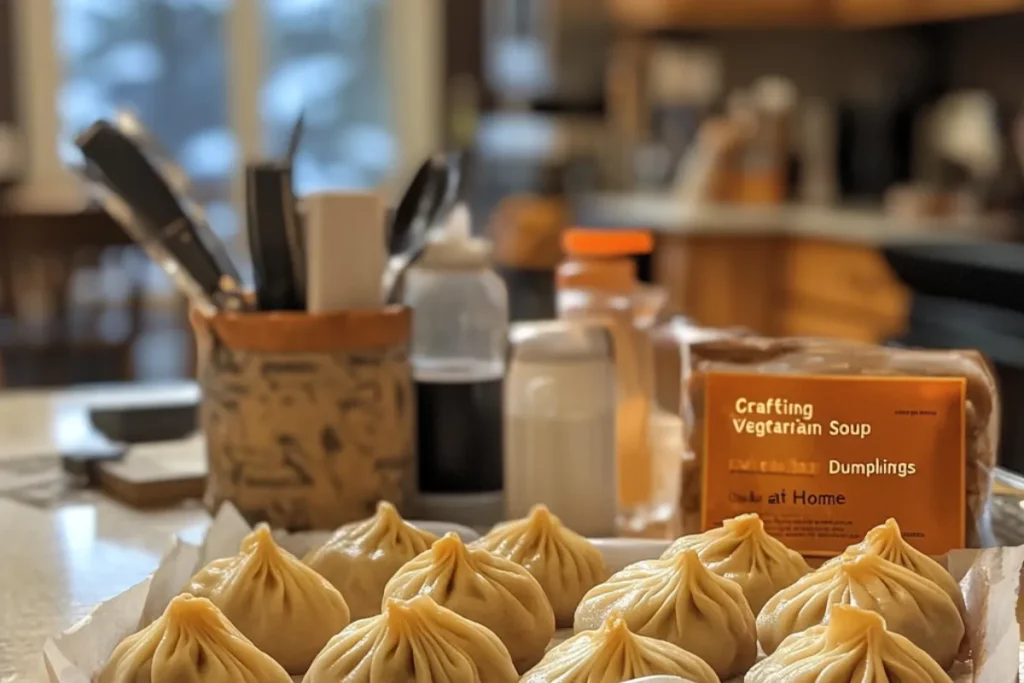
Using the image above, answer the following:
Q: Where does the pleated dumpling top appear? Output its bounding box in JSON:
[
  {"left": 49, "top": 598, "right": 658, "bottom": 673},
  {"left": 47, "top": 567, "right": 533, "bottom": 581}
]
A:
[
  {"left": 746, "top": 604, "right": 954, "bottom": 683},
  {"left": 304, "top": 500, "right": 438, "bottom": 620},
  {"left": 757, "top": 553, "right": 964, "bottom": 670},
  {"left": 303, "top": 595, "right": 519, "bottom": 683},
  {"left": 823, "top": 518, "right": 966, "bottom": 622},
  {"left": 474, "top": 504, "right": 607, "bottom": 628},
  {"left": 662, "top": 513, "right": 810, "bottom": 613},
  {"left": 187, "top": 524, "right": 351, "bottom": 674},
  {"left": 574, "top": 549, "right": 756, "bottom": 680},
  {"left": 382, "top": 532, "right": 555, "bottom": 673},
  {"left": 522, "top": 613, "right": 720, "bottom": 683},
  {"left": 98, "top": 594, "right": 292, "bottom": 683}
]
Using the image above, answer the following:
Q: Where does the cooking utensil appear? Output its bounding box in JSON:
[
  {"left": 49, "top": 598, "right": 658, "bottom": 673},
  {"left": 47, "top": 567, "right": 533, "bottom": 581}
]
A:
[
  {"left": 75, "top": 120, "right": 248, "bottom": 313},
  {"left": 245, "top": 161, "right": 304, "bottom": 310},
  {"left": 383, "top": 154, "right": 459, "bottom": 304}
]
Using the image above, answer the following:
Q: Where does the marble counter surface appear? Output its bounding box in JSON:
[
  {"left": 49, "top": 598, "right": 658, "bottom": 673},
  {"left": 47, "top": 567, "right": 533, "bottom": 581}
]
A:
[
  {"left": 0, "top": 496, "right": 209, "bottom": 681},
  {"left": 576, "top": 193, "right": 1013, "bottom": 245},
  {"left": 0, "top": 382, "right": 202, "bottom": 682}
]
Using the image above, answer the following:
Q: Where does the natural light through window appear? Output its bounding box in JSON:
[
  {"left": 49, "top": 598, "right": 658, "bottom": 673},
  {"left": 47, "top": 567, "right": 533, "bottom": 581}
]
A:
[{"left": 53, "top": 0, "right": 394, "bottom": 208}]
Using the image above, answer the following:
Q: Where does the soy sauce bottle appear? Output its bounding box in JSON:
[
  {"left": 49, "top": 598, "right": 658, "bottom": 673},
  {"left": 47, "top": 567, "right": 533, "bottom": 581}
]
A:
[{"left": 403, "top": 204, "right": 508, "bottom": 527}]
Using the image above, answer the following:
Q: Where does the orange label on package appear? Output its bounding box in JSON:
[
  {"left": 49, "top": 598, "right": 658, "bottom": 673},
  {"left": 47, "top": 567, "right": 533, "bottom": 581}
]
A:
[{"left": 701, "top": 373, "right": 966, "bottom": 556}]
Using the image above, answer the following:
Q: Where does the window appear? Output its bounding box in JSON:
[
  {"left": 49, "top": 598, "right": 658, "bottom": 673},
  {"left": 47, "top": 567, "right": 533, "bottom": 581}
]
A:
[
  {"left": 55, "top": 0, "right": 233, "bottom": 235},
  {"left": 15, "top": 0, "right": 440, "bottom": 219},
  {"left": 7, "top": 0, "right": 441, "bottom": 382},
  {"left": 262, "top": 0, "right": 395, "bottom": 192}
]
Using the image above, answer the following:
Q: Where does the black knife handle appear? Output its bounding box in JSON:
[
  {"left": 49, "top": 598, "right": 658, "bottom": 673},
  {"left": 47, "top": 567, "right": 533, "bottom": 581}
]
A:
[
  {"left": 246, "top": 162, "right": 302, "bottom": 311},
  {"left": 76, "top": 121, "right": 244, "bottom": 309}
]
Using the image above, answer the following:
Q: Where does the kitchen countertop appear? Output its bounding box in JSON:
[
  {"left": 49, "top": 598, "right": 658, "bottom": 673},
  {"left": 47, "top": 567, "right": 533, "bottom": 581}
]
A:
[
  {"left": 576, "top": 193, "right": 1014, "bottom": 245},
  {"left": 0, "top": 496, "right": 209, "bottom": 682},
  {"left": 2, "top": 383, "right": 1024, "bottom": 681},
  {"left": 0, "top": 382, "right": 199, "bottom": 467},
  {"left": 0, "top": 382, "right": 203, "bottom": 682}
]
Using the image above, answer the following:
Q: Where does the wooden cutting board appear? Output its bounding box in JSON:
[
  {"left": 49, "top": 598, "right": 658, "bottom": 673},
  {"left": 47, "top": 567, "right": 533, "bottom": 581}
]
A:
[{"left": 98, "top": 435, "right": 206, "bottom": 508}]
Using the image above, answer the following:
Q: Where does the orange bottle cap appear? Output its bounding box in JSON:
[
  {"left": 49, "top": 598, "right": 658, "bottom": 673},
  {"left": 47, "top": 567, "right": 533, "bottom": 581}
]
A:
[{"left": 562, "top": 228, "right": 653, "bottom": 257}]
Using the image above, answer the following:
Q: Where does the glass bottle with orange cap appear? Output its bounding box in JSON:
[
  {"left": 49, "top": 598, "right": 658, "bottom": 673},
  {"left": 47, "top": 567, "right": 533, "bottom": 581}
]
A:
[{"left": 556, "top": 227, "right": 665, "bottom": 536}]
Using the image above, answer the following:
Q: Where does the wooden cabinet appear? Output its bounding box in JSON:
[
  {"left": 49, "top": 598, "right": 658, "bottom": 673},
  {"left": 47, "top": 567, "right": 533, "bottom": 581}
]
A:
[
  {"left": 653, "top": 233, "right": 909, "bottom": 343},
  {"left": 609, "top": 0, "right": 1024, "bottom": 28},
  {"left": 836, "top": 0, "right": 1024, "bottom": 26},
  {"left": 784, "top": 240, "right": 908, "bottom": 333},
  {"left": 654, "top": 235, "right": 788, "bottom": 334},
  {"left": 608, "top": 0, "right": 829, "bottom": 29},
  {"left": 778, "top": 299, "right": 904, "bottom": 341}
]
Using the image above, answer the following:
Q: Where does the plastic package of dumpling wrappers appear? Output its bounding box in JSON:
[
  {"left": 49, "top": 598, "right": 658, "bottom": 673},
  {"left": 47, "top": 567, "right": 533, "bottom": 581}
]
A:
[
  {"left": 40, "top": 504, "right": 1024, "bottom": 682},
  {"left": 681, "top": 336, "right": 999, "bottom": 551}
]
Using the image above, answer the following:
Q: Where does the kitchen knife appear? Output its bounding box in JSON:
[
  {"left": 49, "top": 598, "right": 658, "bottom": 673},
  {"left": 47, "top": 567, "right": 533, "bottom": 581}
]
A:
[
  {"left": 113, "top": 109, "right": 190, "bottom": 196},
  {"left": 75, "top": 120, "right": 248, "bottom": 313}
]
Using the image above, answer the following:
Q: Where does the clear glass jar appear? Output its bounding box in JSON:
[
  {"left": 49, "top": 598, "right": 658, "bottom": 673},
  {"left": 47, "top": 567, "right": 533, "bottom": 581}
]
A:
[
  {"left": 555, "top": 228, "right": 667, "bottom": 536},
  {"left": 558, "top": 287, "right": 659, "bottom": 536}
]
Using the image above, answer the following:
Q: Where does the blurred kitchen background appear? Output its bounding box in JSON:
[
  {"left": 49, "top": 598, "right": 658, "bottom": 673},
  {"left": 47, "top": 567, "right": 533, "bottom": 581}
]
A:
[{"left": 3, "top": 0, "right": 1024, "bottom": 456}]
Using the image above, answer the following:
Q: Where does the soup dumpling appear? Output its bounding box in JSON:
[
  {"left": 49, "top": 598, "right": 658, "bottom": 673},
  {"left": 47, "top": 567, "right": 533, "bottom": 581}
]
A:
[
  {"left": 823, "top": 517, "right": 966, "bottom": 622},
  {"left": 304, "top": 595, "right": 518, "bottom": 683},
  {"left": 187, "top": 525, "right": 351, "bottom": 674},
  {"left": 304, "top": 500, "right": 437, "bottom": 619},
  {"left": 474, "top": 504, "right": 607, "bottom": 628},
  {"left": 382, "top": 532, "right": 555, "bottom": 673},
  {"left": 746, "top": 603, "right": 954, "bottom": 683},
  {"left": 757, "top": 553, "right": 964, "bottom": 670},
  {"left": 662, "top": 513, "right": 810, "bottom": 613},
  {"left": 98, "top": 594, "right": 292, "bottom": 683},
  {"left": 523, "top": 613, "right": 719, "bottom": 683},
  {"left": 574, "top": 549, "right": 756, "bottom": 680}
]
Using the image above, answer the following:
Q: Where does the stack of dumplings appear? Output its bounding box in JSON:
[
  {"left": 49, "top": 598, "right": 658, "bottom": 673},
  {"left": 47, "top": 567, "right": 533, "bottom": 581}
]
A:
[
  {"left": 757, "top": 552, "right": 965, "bottom": 669},
  {"left": 662, "top": 512, "right": 810, "bottom": 613},
  {"left": 304, "top": 500, "right": 438, "bottom": 619},
  {"left": 747, "top": 604, "right": 954, "bottom": 683},
  {"left": 186, "top": 524, "right": 351, "bottom": 674},
  {"left": 98, "top": 594, "right": 292, "bottom": 683},
  {"left": 382, "top": 531, "right": 556, "bottom": 672},
  {"left": 523, "top": 614, "right": 720, "bottom": 683},
  {"left": 574, "top": 548, "right": 757, "bottom": 680},
  {"left": 473, "top": 504, "right": 607, "bottom": 627},
  {"left": 304, "top": 595, "right": 519, "bottom": 683}
]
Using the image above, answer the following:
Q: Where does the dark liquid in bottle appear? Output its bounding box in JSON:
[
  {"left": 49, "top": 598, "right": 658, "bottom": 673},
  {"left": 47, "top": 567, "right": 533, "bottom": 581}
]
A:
[{"left": 415, "top": 370, "right": 503, "bottom": 493}]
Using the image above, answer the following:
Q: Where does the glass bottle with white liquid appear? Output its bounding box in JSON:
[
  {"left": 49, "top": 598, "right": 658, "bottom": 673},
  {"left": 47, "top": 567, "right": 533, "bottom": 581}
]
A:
[
  {"left": 403, "top": 204, "right": 508, "bottom": 527},
  {"left": 505, "top": 320, "right": 617, "bottom": 537}
]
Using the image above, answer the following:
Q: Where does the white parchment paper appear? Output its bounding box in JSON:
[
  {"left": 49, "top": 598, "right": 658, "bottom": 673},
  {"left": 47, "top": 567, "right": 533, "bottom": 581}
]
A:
[{"left": 40, "top": 506, "right": 1024, "bottom": 683}]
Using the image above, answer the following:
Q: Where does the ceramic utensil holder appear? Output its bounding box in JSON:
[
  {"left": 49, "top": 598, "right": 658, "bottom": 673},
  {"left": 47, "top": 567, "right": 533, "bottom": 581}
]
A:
[{"left": 190, "top": 306, "right": 414, "bottom": 530}]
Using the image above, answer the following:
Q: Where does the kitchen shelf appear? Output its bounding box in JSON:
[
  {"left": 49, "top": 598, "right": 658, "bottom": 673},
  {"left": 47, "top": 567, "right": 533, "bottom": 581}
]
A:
[{"left": 609, "top": 0, "right": 1024, "bottom": 29}]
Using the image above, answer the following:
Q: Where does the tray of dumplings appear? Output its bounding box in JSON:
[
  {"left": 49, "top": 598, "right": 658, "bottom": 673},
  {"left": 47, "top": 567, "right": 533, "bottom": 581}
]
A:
[{"left": 41, "top": 502, "right": 1024, "bottom": 682}]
